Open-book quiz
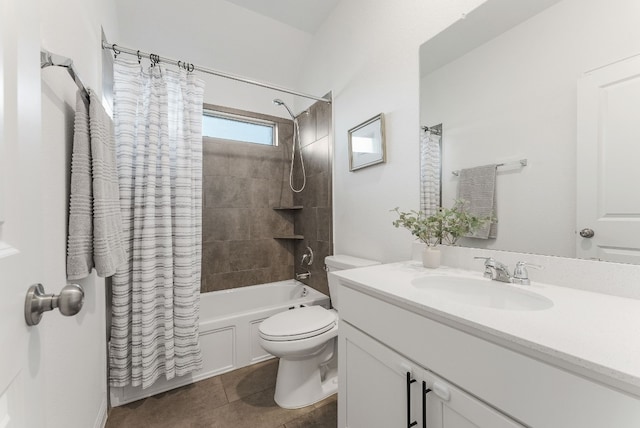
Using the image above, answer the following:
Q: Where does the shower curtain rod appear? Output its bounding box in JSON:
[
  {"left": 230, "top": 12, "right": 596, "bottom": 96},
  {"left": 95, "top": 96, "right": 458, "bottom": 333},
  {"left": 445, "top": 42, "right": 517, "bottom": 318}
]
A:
[
  {"left": 102, "top": 41, "right": 332, "bottom": 104},
  {"left": 41, "top": 49, "right": 90, "bottom": 103}
]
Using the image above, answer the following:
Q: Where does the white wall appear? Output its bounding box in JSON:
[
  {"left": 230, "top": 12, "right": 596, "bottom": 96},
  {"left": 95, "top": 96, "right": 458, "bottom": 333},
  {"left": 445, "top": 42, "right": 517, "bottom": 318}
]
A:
[
  {"left": 421, "top": 0, "right": 640, "bottom": 258},
  {"left": 295, "top": 0, "right": 487, "bottom": 263},
  {"left": 114, "top": 0, "right": 314, "bottom": 119},
  {"left": 39, "top": 0, "right": 119, "bottom": 426}
]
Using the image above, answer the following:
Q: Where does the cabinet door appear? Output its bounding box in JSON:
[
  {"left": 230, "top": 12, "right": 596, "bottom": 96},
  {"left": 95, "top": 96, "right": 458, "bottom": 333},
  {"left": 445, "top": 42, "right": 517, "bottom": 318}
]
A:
[
  {"left": 420, "top": 368, "right": 524, "bottom": 428},
  {"left": 339, "top": 322, "right": 422, "bottom": 428}
]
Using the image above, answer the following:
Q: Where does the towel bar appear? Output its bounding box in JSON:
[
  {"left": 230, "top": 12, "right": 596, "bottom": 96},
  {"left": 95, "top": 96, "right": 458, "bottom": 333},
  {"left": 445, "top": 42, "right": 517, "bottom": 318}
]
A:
[{"left": 452, "top": 159, "right": 527, "bottom": 176}]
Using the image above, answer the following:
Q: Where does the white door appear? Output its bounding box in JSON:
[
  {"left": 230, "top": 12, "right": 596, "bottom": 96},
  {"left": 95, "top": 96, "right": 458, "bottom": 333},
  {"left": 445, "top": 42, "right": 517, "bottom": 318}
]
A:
[
  {"left": 0, "top": 0, "right": 47, "bottom": 427},
  {"left": 577, "top": 54, "right": 640, "bottom": 263}
]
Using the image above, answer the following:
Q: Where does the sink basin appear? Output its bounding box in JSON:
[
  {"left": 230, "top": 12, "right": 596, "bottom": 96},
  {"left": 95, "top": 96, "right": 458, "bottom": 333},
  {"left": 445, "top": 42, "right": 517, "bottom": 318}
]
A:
[{"left": 411, "top": 275, "right": 553, "bottom": 311}]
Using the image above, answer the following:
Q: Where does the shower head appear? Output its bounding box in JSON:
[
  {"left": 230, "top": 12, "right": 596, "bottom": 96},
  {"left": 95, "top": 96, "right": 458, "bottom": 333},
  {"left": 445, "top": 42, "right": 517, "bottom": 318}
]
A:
[{"left": 273, "top": 98, "right": 296, "bottom": 120}]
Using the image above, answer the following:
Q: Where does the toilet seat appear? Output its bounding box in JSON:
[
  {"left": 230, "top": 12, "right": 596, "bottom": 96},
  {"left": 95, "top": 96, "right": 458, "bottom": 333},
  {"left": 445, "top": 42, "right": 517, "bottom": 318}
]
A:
[{"left": 259, "top": 306, "right": 337, "bottom": 341}]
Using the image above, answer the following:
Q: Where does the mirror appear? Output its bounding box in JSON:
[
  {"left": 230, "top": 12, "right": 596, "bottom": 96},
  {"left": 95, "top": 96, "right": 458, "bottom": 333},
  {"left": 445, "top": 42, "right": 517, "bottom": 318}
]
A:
[
  {"left": 419, "top": 0, "right": 640, "bottom": 263},
  {"left": 348, "top": 113, "right": 386, "bottom": 171}
]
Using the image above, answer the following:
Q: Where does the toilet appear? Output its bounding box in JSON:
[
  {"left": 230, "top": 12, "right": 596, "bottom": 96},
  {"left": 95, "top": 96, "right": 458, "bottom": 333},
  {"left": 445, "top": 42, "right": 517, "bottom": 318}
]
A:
[{"left": 258, "top": 254, "right": 380, "bottom": 409}]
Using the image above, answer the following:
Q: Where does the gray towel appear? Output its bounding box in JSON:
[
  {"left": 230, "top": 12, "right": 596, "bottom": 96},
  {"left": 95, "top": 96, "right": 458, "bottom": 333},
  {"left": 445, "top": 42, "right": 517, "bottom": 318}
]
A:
[
  {"left": 88, "top": 90, "right": 126, "bottom": 276},
  {"left": 67, "top": 92, "right": 94, "bottom": 278},
  {"left": 457, "top": 164, "right": 498, "bottom": 239},
  {"left": 67, "top": 90, "right": 125, "bottom": 279}
]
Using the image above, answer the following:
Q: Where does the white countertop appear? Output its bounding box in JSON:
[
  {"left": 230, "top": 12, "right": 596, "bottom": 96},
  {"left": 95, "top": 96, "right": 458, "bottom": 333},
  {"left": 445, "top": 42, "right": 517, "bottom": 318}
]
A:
[{"left": 333, "top": 261, "right": 640, "bottom": 397}]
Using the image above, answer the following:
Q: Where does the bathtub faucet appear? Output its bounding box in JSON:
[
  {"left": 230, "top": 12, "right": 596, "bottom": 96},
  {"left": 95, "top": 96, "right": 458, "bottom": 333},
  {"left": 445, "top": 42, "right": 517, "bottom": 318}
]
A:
[{"left": 296, "top": 271, "right": 310, "bottom": 281}]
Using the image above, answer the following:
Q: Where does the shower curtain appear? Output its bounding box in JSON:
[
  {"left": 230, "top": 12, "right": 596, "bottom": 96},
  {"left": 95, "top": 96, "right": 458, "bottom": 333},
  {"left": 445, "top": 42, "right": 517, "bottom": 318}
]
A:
[
  {"left": 420, "top": 128, "right": 442, "bottom": 216},
  {"left": 109, "top": 57, "right": 205, "bottom": 389}
]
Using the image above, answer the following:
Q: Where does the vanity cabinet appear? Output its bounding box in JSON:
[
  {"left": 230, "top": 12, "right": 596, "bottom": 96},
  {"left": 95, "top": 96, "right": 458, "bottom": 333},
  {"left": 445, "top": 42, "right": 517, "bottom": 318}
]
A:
[
  {"left": 337, "top": 282, "right": 640, "bottom": 428},
  {"left": 341, "top": 321, "right": 523, "bottom": 428}
]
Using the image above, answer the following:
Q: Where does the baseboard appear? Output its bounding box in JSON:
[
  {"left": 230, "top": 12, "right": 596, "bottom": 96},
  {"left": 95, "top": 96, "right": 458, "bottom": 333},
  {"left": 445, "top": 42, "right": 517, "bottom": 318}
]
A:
[{"left": 94, "top": 395, "right": 108, "bottom": 428}]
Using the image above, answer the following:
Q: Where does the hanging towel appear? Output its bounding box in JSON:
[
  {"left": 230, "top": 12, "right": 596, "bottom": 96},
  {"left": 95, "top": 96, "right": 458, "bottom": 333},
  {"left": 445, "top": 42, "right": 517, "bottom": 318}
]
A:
[
  {"left": 66, "top": 90, "right": 126, "bottom": 279},
  {"left": 457, "top": 164, "right": 498, "bottom": 239},
  {"left": 88, "top": 90, "right": 126, "bottom": 276},
  {"left": 67, "top": 92, "right": 94, "bottom": 278}
]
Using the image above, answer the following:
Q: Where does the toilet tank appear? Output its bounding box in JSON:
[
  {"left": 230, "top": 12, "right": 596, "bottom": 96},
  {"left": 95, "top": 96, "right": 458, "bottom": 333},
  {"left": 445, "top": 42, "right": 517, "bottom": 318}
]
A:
[{"left": 325, "top": 255, "right": 380, "bottom": 310}]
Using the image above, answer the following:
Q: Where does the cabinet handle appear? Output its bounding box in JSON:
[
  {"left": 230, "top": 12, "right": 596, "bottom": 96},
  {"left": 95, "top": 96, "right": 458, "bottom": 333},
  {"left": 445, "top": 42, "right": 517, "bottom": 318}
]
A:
[
  {"left": 422, "top": 381, "right": 432, "bottom": 428},
  {"left": 406, "top": 372, "right": 417, "bottom": 427}
]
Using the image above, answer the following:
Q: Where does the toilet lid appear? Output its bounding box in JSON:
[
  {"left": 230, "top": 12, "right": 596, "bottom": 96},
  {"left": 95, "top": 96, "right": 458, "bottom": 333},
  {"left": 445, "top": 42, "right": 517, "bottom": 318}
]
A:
[{"left": 259, "top": 306, "right": 337, "bottom": 341}]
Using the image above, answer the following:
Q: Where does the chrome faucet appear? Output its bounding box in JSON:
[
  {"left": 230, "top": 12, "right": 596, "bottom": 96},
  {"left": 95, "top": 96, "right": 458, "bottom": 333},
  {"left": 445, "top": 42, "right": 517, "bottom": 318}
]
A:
[
  {"left": 474, "top": 257, "right": 512, "bottom": 283},
  {"left": 475, "top": 257, "right": 543, "bottom": 285},
  {"left": 511, "top": 261, "right": 543, "bottom": 285}
]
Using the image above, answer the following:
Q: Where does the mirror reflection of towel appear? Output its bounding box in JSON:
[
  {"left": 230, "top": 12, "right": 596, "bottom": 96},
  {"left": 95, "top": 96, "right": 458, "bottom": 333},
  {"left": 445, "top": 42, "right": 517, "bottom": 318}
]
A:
[{"left": 457, "top": 164, "right": 497, "bottom": 239}]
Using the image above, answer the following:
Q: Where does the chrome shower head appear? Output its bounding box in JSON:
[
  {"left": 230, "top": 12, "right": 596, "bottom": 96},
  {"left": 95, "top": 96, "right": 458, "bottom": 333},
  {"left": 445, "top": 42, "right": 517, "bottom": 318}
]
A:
[{"left": 273, "top": 98, "right": 296, "bottom": 120}]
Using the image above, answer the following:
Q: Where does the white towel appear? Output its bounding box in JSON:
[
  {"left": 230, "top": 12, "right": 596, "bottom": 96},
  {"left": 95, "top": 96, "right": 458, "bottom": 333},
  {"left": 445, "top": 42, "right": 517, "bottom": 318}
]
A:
[
  {"left": 457, "top": 164, "right": 498, "bottom": 239},
  {"left": 88, "top": 90, "right": 126, "bottom": 276},
  {"left": 67, "top": 90, "right": 125, "bottom": 279}
]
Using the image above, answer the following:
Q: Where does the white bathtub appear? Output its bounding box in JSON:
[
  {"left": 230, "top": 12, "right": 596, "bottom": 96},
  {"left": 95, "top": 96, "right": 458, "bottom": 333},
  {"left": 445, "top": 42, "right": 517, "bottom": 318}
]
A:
[{"left": 110, "top": 280, "right": 330, "bottom": 406}]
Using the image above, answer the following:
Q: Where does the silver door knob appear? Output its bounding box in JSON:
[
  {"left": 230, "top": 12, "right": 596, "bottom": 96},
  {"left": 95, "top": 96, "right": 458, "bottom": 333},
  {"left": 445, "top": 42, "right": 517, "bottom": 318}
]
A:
[
  {"left": 579, "top": 228, "right": 595, "bottom": 238},
  {"left": 24, "top": 283, "right": 84, "bottom": 326}
]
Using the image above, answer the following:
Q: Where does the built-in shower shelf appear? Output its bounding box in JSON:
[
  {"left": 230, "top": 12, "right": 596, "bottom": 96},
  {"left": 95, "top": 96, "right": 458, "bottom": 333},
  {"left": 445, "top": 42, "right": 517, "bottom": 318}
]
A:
[
  {"left": 272, "top": 206, "right": 303, "bottom": 210},
  {"left": 273, "top": 235, "right": 304, "bottom": 240}
]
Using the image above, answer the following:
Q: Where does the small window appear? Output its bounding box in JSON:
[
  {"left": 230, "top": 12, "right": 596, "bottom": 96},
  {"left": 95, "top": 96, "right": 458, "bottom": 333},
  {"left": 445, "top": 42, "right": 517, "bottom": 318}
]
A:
[{"left": 202, "top": 110, "right": 276, "bottom": 146}]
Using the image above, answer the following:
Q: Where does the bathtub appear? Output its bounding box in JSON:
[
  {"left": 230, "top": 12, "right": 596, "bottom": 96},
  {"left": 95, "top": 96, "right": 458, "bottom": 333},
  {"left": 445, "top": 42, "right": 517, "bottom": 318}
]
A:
[{"left": 110, "top": 280, "right": 330, "bottom": 406}]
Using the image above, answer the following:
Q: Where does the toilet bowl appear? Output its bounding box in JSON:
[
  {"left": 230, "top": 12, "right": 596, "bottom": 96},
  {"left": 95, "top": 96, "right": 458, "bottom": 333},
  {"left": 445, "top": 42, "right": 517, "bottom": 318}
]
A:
[{"left": 258, "top": 255, "right": 380, "bottom": 409}]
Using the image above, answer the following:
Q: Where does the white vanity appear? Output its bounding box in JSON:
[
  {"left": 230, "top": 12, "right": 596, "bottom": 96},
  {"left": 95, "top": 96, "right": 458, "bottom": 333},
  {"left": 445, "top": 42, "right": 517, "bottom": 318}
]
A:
[{"left": 332, "top": 259, "right": 640, "bottom": 428}]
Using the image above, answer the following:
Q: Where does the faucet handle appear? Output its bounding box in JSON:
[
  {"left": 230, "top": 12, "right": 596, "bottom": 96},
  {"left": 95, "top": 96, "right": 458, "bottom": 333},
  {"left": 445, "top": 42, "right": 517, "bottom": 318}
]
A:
[
  {"left": 300, "top": 246, "right": 314, "bottom": 266},
  {"left": 515, "top": 261, "right": 543, "bottom": 272},
  {"left": 474, "top": 257, "right": 495, "bottom": 278},
  {"left": 512, "top": 261, "right": 543, "bottom": 285}
]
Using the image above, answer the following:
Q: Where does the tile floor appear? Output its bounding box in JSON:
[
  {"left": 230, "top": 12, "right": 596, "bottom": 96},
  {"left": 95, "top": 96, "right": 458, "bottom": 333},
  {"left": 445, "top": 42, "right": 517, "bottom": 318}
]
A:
[{"left": 105, "top": 359, "right": 337, "bottom": 428}]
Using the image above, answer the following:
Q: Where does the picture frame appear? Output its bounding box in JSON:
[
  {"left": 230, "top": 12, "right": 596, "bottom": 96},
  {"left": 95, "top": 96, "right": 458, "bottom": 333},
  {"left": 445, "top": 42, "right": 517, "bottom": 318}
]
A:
[{"left": 348, "top": 113, "right": 386, "bottom": 171}]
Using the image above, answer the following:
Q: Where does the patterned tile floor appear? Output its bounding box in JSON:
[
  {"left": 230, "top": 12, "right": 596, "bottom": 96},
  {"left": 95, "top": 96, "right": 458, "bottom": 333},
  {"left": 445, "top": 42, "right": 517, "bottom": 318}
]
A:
[{"left": 105, "top": 359, "right": 337, "bottom": 428}]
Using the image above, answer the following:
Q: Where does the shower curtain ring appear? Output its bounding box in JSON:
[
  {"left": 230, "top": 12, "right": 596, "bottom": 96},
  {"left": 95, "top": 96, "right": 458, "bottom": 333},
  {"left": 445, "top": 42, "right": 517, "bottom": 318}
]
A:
[
  {"left": 188, "top": 63, "right": 194, "bottom": 73},
  {"left": 137, "top": 50, "right": 142, "bottom": 64},
  {"left": 112, "top": 44, "right": 121, "bottom": 58}
]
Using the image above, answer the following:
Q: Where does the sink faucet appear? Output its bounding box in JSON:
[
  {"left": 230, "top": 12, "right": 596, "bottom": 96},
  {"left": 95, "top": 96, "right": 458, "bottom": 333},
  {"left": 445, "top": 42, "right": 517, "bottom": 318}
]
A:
[
  {"left": 512, "top": 261, "right": 543, "bottom": 285},
  {"left": 474, "top": 257, "right": 512, "bottom": 283},
  {"left": 475, "top": 257, "right": 543, "bottom": 285}
]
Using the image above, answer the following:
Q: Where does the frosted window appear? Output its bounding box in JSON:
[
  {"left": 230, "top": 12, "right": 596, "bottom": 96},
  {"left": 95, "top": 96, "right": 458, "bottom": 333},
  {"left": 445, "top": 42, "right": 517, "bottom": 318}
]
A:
[{"left": 202, "top": 112, "right": 275, "bottom": 146}]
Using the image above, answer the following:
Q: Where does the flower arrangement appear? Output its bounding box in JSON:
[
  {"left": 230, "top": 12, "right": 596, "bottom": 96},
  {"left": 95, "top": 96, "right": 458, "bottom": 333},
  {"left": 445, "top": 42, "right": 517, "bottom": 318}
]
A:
[{"left": 391, "top": 200, "right": 491, "bottom": 247}]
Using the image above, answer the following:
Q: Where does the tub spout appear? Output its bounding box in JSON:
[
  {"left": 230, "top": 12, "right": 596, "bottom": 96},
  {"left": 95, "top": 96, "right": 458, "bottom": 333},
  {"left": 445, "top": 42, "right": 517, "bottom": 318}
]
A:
[{"left": 296, "top": 271, "right": 310, "bottom": 281}]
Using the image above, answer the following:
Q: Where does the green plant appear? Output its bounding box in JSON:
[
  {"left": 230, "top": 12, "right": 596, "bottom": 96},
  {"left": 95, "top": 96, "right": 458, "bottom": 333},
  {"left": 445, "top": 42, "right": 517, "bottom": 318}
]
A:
[{"left": 392, "top": 200, "right": 491, "bottom": 247}]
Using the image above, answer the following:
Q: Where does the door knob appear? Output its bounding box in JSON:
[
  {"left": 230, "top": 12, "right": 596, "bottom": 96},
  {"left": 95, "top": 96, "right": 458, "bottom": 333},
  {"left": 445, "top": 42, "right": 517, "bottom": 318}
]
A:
[
  {"left": 24, "top": 283, "right": 84, "bottom": 326},
  {"left": 579, "top": 228, "right": 595, "bottom": 238}
]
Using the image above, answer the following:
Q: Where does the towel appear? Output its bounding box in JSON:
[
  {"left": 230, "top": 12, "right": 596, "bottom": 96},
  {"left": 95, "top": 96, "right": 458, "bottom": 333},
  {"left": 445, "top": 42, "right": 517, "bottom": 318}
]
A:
[
  {"left": 67, "top": 92, "right": 94, "bottom": 278},
  {"left": 457, "top": 164, "right": 498, "bottom": 239},
  {"left": 88, "top": 90, "right": 126, "bottom": 276},
  {"left": 67, "top": 90, "right": 125, "bottom": 279}
]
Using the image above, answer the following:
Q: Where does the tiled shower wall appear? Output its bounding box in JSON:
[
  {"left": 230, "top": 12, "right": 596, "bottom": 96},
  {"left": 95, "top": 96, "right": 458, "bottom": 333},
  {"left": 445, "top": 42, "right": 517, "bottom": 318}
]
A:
[
  {"left": 201, "top": 104, "right": 296, "bottom": 292},
  {"left": 293, "top": 97, "right": 333, "bottom": 296}
]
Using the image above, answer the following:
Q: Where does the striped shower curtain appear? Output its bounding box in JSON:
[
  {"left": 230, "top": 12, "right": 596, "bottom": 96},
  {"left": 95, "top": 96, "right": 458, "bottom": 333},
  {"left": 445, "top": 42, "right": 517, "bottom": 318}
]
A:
[
  {"left": 420, "top": 128, "right": 442, "bottom": 216},
  {"left": 109, "top": 57, "right": 205, "bottom": 389}
]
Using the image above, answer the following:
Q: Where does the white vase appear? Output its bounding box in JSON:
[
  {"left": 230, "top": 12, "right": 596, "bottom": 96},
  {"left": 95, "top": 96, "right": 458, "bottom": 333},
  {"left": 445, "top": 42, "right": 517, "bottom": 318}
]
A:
[{"left": 422, "top": 247, "right": 441, "bottom": 268}]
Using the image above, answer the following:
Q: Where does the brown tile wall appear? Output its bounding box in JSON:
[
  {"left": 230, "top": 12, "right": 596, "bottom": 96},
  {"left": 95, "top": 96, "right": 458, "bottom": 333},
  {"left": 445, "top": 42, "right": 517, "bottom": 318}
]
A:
[
  {"left": 201, "top": 104, "right": 296, "bottom": 293},
  {"left": 293, "top": 97, "right": 334, "bottom": 296}
]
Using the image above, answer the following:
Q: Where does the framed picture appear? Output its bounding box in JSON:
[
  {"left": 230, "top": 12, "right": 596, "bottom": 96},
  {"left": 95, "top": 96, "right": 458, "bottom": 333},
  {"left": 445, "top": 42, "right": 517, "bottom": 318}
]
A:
[{"left": 348, "top": 113, "right": 386, "bottom": 171}]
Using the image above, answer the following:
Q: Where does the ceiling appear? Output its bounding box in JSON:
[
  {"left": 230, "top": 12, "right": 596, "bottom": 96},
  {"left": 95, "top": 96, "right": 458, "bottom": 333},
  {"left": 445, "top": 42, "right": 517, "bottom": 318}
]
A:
[{"left": 224, "top": 0, "right": 340, "bottom": 34}]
